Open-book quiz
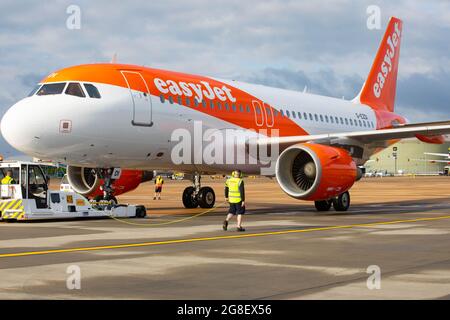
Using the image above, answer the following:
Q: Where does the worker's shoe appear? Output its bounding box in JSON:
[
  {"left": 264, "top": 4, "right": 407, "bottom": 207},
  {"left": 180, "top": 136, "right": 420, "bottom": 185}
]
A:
[
  {"left": 153, "top": 197, "right": 156, "bottom": 200},
  {"left": 237, "top": 226, "right": 246, "bottom": 232},
  {"left": 223, "top": 220, "right": 228, "bottom": 231}
]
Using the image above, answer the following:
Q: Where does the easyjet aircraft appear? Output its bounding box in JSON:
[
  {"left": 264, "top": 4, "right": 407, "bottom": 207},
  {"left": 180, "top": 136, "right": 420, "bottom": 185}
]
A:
[{"left": 2, "top": 17, "right": 450, "bottom": 211}]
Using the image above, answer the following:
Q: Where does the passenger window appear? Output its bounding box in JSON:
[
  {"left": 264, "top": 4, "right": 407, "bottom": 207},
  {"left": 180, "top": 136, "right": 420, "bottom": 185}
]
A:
[
  {"left": 292, "top": 111, "right": 296, "bottom": 119},
  {"left": 186, "top": 98, "right": 191, "bottom": 107},
  {"left": 286, "top": 110, "right": 290, "bottom": 118},
  {"left": 239, "top": 104, "right": 244, "bottom": 112},
  {"left": 160, "top": 95, "right": 165, "bottom": 103},
  {"left": 28, "top": 85, "right": 41, "bottom": 97},
  {"left": 169, "top": 96, "right": 174, "bottom": 104},
  {"left": 314, "top": 114, "right": 318, "bottom": 121},
  {"left": 83, "top": 84, "right": 101, "bottom": 98},
  {"left": 202, "top": 100, "right": 207, "bottom": 108},
  {"left": 193, "top": 98, "right": 198, "bottom": 106},
  {"left": 325, "top": 115, "right": 329, "bottom": 123},
  {"left": 304, "top": 112, "right": 308, "bottom": 120},
  {"left": 345, "top": 118, "right": 349, "bottom": 125},
  {"left": 37, "top": 83, "right": 66, "bottom": 96},
  {"left": 298, "top": 112, "right": 302, "bottom": 119},
  {"left": 274, "top": 110, "right": 278, "bottom": 116},
  {"left": 225, "top": 103, "right": 229, "bottom": 111},
  {"left": 349, "top": 119, "right": 353, "bottom": 126},
  {"left": 359, "top": 120, "right": 363, "bottom": 127},
  {"left": 309, "top": 113, "right": 313, "bottom": 120},
  {"left": 340, "top": 117, "right": 344, "bottom": 124},
  {"left": 319, "top": 115, "right": 324, "bottom": 122},
  {"left": 210, "top": 101, "right": 215, "bottom": 109},
  {"left": 218, "top": 102, "right": 222, "bottom": 110},
  {"left": 232, "top": 104, "right": 236, "bottom": 112},
  {"left": 177, "top": 96, "right": 182, "bottom": 105},
  {"left": 65, "top": 83, "right": 86, "bottom": 97},
  {"left": 280, "top": 110, "right": 284, "bottom": 117},
  {"left": 246, "top": 105, "right": 250, "bottom": 113}
]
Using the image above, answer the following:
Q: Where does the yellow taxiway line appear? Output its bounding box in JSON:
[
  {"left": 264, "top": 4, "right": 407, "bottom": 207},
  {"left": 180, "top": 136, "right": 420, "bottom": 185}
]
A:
[{"left": 1, "top": 215, "right": 449, "bottom": 259}]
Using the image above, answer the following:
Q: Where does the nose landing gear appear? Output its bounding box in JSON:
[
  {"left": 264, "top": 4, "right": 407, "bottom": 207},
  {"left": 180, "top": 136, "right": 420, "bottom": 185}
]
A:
[{"left": 182, "top": 174, "right": 216, "bottom": 209}]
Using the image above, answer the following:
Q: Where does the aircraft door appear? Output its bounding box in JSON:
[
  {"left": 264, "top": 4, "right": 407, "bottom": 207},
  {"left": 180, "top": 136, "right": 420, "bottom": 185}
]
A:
[{"left": 121, "top": 71, "right": 153, "bottom": 127}]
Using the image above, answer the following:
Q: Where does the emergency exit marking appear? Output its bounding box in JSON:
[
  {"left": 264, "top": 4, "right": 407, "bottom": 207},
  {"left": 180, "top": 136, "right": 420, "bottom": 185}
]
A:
[{"left": 60, "top": 120, "right": 72, "bottom": 133}]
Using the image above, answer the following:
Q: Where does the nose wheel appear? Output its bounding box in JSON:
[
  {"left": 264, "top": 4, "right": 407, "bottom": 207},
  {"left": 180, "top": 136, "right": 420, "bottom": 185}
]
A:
[
  {"left": 182, "top": 174, "right": 216, "bottom": 209},
  {"left": 314, "top": 191, "right": 350, "bottom": 212}
]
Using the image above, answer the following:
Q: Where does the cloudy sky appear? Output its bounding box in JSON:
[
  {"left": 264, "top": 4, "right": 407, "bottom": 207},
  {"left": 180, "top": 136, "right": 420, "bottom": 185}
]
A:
[{"left": 1, "top": 0, "right": 449, "bottom": 156}]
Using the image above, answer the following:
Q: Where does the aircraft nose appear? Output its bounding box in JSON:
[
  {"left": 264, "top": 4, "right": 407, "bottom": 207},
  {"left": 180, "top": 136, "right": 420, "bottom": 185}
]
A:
[{"left": 1, "top": 99, "right": 43, "bottom": 154}]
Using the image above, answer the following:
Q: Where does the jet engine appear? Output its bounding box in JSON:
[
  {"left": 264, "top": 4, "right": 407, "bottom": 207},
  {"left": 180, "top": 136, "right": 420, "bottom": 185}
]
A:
[
  {"left": 275, "top": 144, "right": 359, "bottom": 201},
  {"left": 66, "top": 166, "right": 153, "bottom": 198}
]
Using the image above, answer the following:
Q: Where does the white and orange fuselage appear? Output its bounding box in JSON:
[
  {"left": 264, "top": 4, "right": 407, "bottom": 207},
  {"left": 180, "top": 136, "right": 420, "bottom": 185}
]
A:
[{"left": 1, "top": 63, "right": 406, "bottom": 173}]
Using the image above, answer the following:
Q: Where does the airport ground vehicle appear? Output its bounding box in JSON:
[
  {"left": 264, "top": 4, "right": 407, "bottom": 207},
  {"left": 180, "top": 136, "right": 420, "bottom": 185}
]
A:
[{"left": 0, "top": 161, "right": 146, "bottom": 221}]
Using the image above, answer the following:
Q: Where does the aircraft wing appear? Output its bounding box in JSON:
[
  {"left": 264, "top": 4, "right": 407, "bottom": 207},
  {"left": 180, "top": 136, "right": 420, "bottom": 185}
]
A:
[
  {"left": 411, "top": 159, "right": 450, "bottom": 163},
  {"left": 424, "top": 152, "right": 449, "bottom": 158},
  {"left": 254, "top": 120, "right": 450, "bottom": 148}
]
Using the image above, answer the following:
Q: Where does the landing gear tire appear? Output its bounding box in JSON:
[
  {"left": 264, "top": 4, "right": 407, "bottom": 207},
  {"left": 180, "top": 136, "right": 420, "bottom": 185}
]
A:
[
  {"left": 182, "top": 186, "right": 199, "bottom": 208},
  {"left": 135, "top": 205, "right": 147, "bottom": 218},
  {"left": 197, "top": 187, "right": 216, "bottom": 208},
  {"left": 315, "top": 200, "right": 332, "bottom": 211},
  {"left": 332, "top": 191, "right": 350, "bottom": 211}
]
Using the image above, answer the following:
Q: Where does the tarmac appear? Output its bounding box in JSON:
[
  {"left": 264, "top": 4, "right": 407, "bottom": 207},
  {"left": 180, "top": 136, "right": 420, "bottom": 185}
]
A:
[{"left": 0, "top": 176, "right": 449, "bottom": 299}]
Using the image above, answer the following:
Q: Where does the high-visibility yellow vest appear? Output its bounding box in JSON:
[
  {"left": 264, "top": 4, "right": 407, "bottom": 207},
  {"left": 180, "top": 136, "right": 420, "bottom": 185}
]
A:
[
  {"left": 1, "top": 176, "right": 13, "bottom": 185},
  {"left": 226, "top": 177, "right": 243, "bottom": 203},
  {"left": 155, "top": 177, "right": 164, "bottom": 187}
]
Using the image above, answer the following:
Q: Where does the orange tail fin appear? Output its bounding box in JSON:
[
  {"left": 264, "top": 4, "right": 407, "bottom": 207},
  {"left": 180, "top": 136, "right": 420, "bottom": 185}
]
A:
[{"left": 356, "top": 17, "right": 403, "bottom": 112}]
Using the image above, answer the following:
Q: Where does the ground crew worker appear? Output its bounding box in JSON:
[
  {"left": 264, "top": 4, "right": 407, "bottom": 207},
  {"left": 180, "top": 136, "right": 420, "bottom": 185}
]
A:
[
  {"left": 153, "top": 175, "right": 164, "bottom": 200},
  {"left": 1, "top": 170, "right": 16, "bottom": 184},
  {"left": 223, "top": 170, "right": 245, "bottom": 232}
]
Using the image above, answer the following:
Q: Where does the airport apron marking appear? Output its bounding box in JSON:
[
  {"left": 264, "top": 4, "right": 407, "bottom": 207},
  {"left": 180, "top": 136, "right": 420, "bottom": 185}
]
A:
[{"left": 1, "top": 215, "right": 450, "bottom": 259}]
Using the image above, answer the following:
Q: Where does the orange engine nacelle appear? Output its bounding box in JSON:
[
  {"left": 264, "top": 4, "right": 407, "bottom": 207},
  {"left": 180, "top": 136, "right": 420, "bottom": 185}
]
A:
[
  {"left": 66, "top": 166, "right": 153, "bottom": 198},
  {"left": 275, "top": 144, "right": 358, "bottom": 201}
]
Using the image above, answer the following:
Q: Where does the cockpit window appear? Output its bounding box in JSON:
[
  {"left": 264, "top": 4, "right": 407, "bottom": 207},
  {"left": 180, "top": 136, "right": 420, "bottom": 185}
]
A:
[
  {"left": 83, "top": 83, "right": 101, "bottom": 98},
  {"left": 28, "top": 85, "right": 42, "bottom": 97},
  {"left": 65, "top": 82, "right": 86, "bottom": 97},
  {"left": 37, "top": 83, "right": 66, "bottom": 96}
]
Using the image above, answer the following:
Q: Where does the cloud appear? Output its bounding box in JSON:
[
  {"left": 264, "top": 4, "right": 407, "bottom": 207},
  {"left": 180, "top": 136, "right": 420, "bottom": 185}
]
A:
[{"left": 1, "top": 0, "right": 449, "bottom": 156}]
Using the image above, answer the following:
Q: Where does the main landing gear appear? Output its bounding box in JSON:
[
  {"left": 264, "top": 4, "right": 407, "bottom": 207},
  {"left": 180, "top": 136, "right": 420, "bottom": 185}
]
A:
[
  {"left": 314, "top": 191, "right": 350, "bottom": 212},
  {"left": 182, "top": 174, "right": 216, "bottom": 209}
]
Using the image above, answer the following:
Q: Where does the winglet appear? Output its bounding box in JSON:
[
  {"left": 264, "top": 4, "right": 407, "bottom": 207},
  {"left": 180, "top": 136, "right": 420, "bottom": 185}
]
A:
[{"left": 355, "top": 17, "right": 403, "bottom": 112}]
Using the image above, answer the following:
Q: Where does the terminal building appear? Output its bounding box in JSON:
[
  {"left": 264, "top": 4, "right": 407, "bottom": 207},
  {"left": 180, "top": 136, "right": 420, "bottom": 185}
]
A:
[{"left": 365, "top": 138, "right": 450, "bottom": 175}]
